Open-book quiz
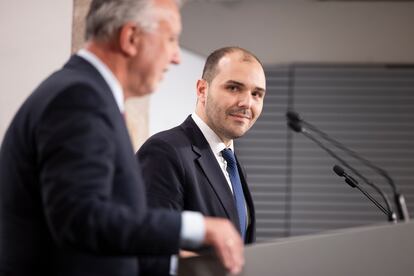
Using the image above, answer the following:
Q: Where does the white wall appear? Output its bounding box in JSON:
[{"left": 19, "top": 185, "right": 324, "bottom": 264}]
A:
[
  {"left": 181, "top": 1, "right": 414, "bottom": 65},
  {"left": 0, "top": 1, "right": 202, "bottom": 143},
  {"left": 149, "top": 48, "right": 204, "bottom": 135},
  {"left": 0, "top": 0, "right": 73, "bottom": 142}
]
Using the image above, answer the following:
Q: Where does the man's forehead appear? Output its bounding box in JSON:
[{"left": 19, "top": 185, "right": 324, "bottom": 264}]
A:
[
  {"left": 217, "top": 54, "right": 262, "bottom": 77},
  {"left": 217, "top": 57, "right": 264, "bottom": 76},
  {"left": 215, "top": 61, "right": 266, "bottom": 89}
]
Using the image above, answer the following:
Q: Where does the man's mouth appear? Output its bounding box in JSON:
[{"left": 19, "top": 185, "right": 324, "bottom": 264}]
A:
[
  {"left": 228, "top": 109, "right": 252, "bottom": 120},
  {"left": 229, "top": 113, "right": 251, "bottom": 120}
]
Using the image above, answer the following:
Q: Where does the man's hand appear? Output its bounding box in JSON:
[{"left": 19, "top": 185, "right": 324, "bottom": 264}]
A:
[
  {"left": 179, "top": 250, "right": 199, "bottom": 258},
  {"left": 203, "top": 217, "right": 244, "bottom": 275}
]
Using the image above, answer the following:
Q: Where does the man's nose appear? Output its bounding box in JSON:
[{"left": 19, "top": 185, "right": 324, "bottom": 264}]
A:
[
  {"left": 238, "top": 92, "right": 253, "bottom": 108},
  {"left": 171, "top": 47, "right": 181, "bottom": 65}
]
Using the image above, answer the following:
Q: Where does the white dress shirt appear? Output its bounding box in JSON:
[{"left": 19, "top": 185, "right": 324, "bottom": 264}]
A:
[{"left": 191, "top": 112, "right": 234, "bottom": 192}]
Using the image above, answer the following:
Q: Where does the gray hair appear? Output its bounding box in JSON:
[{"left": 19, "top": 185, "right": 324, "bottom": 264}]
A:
[{"left": 85, "top": 0, "right": 182, "bottom": 42}]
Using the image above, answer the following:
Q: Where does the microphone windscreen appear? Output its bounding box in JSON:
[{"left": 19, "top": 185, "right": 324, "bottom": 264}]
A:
[
  {"left": 288, "top": 122, "right": 302, "bottom": 133},
  {"left": 333, "top": 165, "right": 345, "bottom": 177},
  {"left": 286, "top": 111, "right": 300, "bottom": 123},
  {"left": 286, "top": 111, "right": 302, "bottom": 132}
]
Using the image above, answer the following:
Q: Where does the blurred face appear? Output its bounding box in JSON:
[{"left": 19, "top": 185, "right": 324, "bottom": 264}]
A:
[
  {"left": 127, "top": 0, "right": 181, "bottom": 97},
  {"left": 196, "top": 52, "right": 266, "bottom": 145}
]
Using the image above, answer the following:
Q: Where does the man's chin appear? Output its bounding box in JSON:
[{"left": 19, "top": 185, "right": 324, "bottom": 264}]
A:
[
  {"left": 128, "top": 87, "right": 155, "bottom": 99},
  {"left": 143, "top": 83, "right": 158, "bottom": 96},
  {"left": 227, "top": 128, "right": 248, "bottom": 140}
]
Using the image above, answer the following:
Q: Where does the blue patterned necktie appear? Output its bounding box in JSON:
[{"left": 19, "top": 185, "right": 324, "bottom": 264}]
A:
[{"left": 221, "top": 148, "right": 247, "bottom": 239}]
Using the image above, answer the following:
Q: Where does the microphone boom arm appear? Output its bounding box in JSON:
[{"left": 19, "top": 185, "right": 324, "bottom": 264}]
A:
[
  {"left": 302, "top": 120, "right": 409, "bottom": 221},
  {"left": 301, "top": 128, "right": 396, "bottom": 222}
]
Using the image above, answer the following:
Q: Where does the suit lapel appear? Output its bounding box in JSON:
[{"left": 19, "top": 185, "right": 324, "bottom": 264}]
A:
[{"left": 181, "top": 116, "right": 240, "bottom": 224}]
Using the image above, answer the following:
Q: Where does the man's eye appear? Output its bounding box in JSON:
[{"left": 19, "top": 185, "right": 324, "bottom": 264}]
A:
[
  {"left": 228, "top": 86, "right": 239, "bottom": 91},
  {"left": 252, "top": 91, "right": 263, "bottom": 98}
]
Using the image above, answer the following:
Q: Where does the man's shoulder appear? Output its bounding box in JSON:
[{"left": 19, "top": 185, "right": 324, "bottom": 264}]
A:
[
  {"left": 35, "top": 57, "right": 115, "bottom": 110},
  {"left": 140, "top": 120, "right": 204, "bottom": 155},
  {"left": 145, "top": 125, "right": 188, "bottom": 146},
  {"left": 31, "top": 56, "right": 104, "bottom": 97}
]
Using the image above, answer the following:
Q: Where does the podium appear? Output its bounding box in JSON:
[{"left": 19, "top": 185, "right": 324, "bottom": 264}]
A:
[{"left": 178, "top": 221, "right": 414, "bottom": 276}]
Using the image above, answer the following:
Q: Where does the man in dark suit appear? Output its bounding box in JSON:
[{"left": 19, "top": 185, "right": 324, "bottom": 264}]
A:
[
  {"left": 0, "top": 1, "right": 244, "bottom": 276},
  {"left": 137, "top": 47, "right": 266, "bottom": 269}
]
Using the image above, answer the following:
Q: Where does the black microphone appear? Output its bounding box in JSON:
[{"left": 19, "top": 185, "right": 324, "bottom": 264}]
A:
[
  {"left": 286, "top": 111, "right": 302, "bottom": 132},
  {"left": 333, "top": 165, "right": 358, "bottom": 188},
  {"left": 333, "top": 165, "right": 396, "bottom": 222},
  {"left": 286, "top": 110, "right": 399, "bottom": 222}
]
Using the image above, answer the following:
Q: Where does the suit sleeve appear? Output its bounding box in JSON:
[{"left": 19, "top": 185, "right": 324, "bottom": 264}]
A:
[
  {"left": 36, "top": 84, "right": 180, "bottom": 256},
  {"left": 136, "top": 136, "right": 188, "bottom": 275},
  {"left": 137, "top": 137, "right": 186, "bottom": 210}
]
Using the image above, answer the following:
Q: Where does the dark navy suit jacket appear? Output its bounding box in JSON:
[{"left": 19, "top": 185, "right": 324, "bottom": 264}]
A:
[
  {"left": 138, "top": 116, "right": 255, "bottom": 242},
  {"left": 138, "top": 116, "right": 256, "bottom": 241},
  {"left": 0, "top": 55, "right": 181, "bottom": 276},
  {"left": 137, "top": 116, "right": 256, "bottom": 275}
]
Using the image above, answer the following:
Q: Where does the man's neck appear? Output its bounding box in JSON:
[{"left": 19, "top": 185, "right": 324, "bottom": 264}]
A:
[{"left": 194, "top": 110, "right": 232, "bottom": 147}]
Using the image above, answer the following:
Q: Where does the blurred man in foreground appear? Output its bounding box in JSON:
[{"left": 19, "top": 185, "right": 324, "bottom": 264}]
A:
[{"left": 0, "top": 1, "right": 243, "bottom": 275}]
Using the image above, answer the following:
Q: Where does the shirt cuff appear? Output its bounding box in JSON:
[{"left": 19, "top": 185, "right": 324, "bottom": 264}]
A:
[
  {"left": 170, "top": 255, "right": 178, "bottom": 275},
  {"left": 180, "top": 211, "right": 205, "bottom": 249}
]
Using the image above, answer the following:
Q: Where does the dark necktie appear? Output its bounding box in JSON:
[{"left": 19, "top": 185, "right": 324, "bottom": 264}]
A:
[{"left": 221, "top": 148, "right": 247, "bottom": 239}]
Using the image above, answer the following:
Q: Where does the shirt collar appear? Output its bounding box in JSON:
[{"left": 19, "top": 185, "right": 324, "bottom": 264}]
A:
[
  {"left": 77, "top": 49, "right": 125, "bottom": 113},
  {"left": 191, "top": 112, "right": 234, "bottom": 155}
]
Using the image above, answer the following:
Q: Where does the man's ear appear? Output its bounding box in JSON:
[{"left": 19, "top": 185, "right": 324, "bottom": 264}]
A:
[
  {"left": 196, "top": 79, "right": 208, "bottom": 103},
  {"left": 118, "top": 22, "right": 142, "bottom": 56}
]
